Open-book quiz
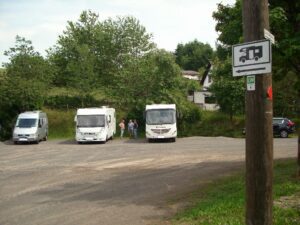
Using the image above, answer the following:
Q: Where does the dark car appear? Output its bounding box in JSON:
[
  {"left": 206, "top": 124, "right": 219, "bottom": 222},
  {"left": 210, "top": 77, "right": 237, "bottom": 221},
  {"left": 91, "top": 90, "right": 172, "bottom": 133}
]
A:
[
  {"left": 242, "top": 117, "right": 296, "bottom": 138},
  {"left": 272, "top": 117, "right": 295, "bottom": 138}
]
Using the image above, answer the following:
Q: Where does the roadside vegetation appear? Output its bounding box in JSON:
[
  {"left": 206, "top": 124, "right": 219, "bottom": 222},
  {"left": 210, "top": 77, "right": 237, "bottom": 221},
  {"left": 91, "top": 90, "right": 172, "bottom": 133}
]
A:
[
  {"left": 180, "top": 111, "right": 245, "bottom": 138},
  {"left": 45, "top": 108, "right": 75, "bottom": 139},
  {"left": 44, "top": 108, "right": 246, "bottom": 140},
  {"left": 173, "top": 159, "right": 300, "bottom": 225}
]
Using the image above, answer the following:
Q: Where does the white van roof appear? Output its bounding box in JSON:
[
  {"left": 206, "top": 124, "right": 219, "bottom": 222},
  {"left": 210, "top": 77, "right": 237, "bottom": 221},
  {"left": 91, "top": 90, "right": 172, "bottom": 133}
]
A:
[
  {"left": 76, "top": 107, "right": 115, "bottom": 115},
  {"left": 18, "top": 111, "right": 45, "bottom": 119},
  {"left": 146, "top": 104, "right": 176, "bottom": 110}
]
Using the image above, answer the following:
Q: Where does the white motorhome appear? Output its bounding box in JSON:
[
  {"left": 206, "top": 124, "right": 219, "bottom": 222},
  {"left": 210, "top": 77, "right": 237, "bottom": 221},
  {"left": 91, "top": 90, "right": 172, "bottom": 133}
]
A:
[
  {"left": 13, "top": 111, "right": 48, "bottom": 144},
  {"left": 145, "top": 104, "right": 177, "bottom": 142},
  {"left": 74, "top": 107, "right": 116, "bottom": 143}
]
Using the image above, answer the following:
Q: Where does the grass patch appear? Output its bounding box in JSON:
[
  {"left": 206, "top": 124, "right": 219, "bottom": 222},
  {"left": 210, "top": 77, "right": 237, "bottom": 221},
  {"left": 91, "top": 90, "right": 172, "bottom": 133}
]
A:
[
  {"left": 44, "top": 108, "right": 75, "bottom": 139},
  {"left": 174, "top": 159, "right": 300, "bottom": 225}
]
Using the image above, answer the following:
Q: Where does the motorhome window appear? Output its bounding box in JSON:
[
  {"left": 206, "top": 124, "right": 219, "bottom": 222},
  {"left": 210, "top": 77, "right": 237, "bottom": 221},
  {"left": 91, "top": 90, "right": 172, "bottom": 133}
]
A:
[
  {"left": 77, "top": 115, "right": 105, "bottom": 127},
  {"left": 16, "top": 119, "right": 37, "bottom": 128},
  {"left": 146, "top": 109, "right": 176, "bottom": 125}
]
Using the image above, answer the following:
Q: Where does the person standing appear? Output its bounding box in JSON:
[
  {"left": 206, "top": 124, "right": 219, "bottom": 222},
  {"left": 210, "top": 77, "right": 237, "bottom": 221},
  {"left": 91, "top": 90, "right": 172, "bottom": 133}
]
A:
[
  {"left": 119, "top": 119, "right": 125, "bottom": 138},
  {"left": 128, "top": 119, "right": 134, "bottom": 138},
  {"left": 133, "top": 119, "right": 138, "bottom": 139}
]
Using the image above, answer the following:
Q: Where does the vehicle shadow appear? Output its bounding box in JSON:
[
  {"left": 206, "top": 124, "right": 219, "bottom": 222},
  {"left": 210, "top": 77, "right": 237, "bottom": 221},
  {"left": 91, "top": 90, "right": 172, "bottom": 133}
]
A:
[
  {"left": 57, "top": 139, "right": 77, "bottom": 145},
  {"left": 3, "top": 140, "right": 15, "bottom": 145},
  {"left": 57, "top": 139, "right": 107, "bottom": 145},
  {"left": 124, "top": 138, "right": 148, "bottom": 144},
  {"left": 124, "top": 138, "right": 176, "bottom": 144},
  {"left": 3, "top": 140, "right": 39, "bottom": 145}
]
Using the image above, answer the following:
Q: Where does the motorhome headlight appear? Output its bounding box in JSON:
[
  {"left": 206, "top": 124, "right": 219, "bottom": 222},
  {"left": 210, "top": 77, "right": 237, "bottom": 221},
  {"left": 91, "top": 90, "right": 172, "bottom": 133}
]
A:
[
  {"left": 30, "top": 133, "right": 37, "bottom": 138},
  {"left": 77, "top": 132, "right": 84, "bottom": 138}
]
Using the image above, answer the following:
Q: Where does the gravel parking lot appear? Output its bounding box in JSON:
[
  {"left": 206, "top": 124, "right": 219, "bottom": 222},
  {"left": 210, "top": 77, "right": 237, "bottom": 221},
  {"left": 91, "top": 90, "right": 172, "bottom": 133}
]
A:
[{"left": 0, "top": 137, "right": 297, "bottom": 225}]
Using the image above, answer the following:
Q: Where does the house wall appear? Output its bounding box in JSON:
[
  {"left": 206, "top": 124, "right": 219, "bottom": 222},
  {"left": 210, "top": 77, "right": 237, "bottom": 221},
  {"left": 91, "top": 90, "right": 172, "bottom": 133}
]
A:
[
  {"left": 192, "top": 91, "right": 219, "bottom": 111},
  {"left": 193, "top": 92, "right": 205, "bottom": 104}
]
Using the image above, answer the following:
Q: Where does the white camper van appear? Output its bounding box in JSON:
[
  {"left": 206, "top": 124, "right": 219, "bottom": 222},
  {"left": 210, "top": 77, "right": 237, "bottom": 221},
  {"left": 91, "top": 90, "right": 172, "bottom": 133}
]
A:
[
  {"left": 74, "top": 107, "right": 116, "bottom": 143},
  {"left": 13, "top": 111, "right": 48, "bottom": 144},
  {"left": 145, "top": 104, "right": 177, "bottom": 142}
]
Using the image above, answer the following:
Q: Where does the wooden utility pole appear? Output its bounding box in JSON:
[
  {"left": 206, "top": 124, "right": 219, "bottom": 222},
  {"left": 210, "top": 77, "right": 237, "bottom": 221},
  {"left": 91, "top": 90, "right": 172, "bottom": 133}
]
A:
[{"left": 242, "top": 0, "right": 273, "bottom": 225}]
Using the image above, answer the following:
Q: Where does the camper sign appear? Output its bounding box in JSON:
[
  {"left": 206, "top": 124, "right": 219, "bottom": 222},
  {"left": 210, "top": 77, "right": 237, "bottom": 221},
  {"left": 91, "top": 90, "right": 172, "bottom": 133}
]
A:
[{"left": 232, "top": 39, "right": 271, "bottom": 77}]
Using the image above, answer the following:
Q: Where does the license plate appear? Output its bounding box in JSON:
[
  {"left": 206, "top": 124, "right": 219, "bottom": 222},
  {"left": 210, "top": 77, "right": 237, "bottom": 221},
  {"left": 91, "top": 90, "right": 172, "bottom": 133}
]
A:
[
  {"left": 157, "top": 136, "right": 165, "bottom": 139},
  {"left": 19, "top": 138, "right": 28, "bottom": 141}
]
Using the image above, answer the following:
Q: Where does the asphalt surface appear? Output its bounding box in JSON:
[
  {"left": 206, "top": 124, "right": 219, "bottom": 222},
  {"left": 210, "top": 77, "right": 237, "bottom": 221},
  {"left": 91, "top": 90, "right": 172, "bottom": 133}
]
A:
[{"left": 0, "top": 137, "right": 297, "bottom": 225}]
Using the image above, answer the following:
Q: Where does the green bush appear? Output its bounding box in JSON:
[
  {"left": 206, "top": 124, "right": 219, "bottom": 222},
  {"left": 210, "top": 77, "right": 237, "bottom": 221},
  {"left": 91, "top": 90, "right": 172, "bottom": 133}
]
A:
[
  {"left": 178, "top": 110, "right": 245, "bottom": 138},
  {"left": 178, "top": 103, "right": 202, "bottom": 137},
  {"left": 44, "top": 108, "right": 75, "bottom": 139},
  {"left": 197, "top": 111, "right": 245, "bottom": 137},
  {"left": 45, "top": 95, "right": 101, "bottom": 109}
]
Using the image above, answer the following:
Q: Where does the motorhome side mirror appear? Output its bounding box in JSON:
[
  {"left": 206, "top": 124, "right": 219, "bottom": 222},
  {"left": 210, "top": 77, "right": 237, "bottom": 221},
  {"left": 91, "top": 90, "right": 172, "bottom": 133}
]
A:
[{"left": 143, "top": 111, "right": 146, "bottom": 119}]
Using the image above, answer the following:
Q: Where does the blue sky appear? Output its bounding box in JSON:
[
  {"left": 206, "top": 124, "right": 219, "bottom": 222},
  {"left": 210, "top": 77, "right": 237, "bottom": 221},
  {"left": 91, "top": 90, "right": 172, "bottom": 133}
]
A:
[{"left": 0, "top": 0, "right": 236, "bottom": 66}]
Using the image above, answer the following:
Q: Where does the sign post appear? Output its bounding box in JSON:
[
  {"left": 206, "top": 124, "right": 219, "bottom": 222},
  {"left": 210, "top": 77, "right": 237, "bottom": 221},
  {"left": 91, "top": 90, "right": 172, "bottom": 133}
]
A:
[{"left": 242, "top": 0, "right": 273, "bottom": 225}]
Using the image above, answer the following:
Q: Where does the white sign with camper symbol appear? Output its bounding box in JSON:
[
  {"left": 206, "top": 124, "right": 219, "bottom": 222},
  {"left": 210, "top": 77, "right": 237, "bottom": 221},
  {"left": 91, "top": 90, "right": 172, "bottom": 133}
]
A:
[{"left": 232, "top": 39, "right": 271, "bottom": 77}]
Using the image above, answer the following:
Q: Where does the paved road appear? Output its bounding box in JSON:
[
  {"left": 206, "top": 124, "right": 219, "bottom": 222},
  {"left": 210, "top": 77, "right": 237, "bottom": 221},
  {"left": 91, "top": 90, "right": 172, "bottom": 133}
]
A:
[{"left": 0, "top": 137, "right": 297, "bottom": 225}]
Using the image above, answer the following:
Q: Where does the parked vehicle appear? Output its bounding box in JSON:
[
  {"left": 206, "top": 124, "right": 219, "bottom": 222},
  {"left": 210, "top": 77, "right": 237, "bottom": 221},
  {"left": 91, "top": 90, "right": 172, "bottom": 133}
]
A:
[
  {"left": 272, "top": 117, "right": 295, "bottom": 138},
  {"left": 145, "top": 104, "right": 177, "bottom": 142},
  {"left": 74, "top": 107, "right": 116, "bottom": 143},
  {"left": 242, "top": 117, "right": 295, "bottom": 138},
  {"left": 13, "top": 111, "right": 48, "bottom": 144}
]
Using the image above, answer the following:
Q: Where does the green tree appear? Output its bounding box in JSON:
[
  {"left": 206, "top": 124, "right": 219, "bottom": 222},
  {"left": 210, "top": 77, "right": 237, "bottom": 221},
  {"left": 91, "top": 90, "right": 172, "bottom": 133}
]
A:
[
  {"left": 210, "top": 58, "right": 245, "bottom": 121},
  {"left": 111, "top": 49, "right": 184, "bottom": 105},
  {"left": 212, "top": 0, "right": 300, "bottom": 117},
  {"left": 49, "top": 11, "right": 155, "bottom": 93},
  {"left": 210, "top": 1, "right": 245, "bottom": 118},
  {"left": 213, "top": 0, "right": 243, "bottom": 46},
  {"left": 47, "top": 11, "right": 100, "bottom": 90},
  {"left": 47, "top": 10, "right": 201, "bottom": 134},
  {"left": 268, "top": 0, "right": 300, "bottom": 117},
  {"left": 175, "top": 40, "right": 213, "bottom": 71},
  {"left": 0, "top": 36, "right": 53, "bottom": 140},
  {"left": 4, "top": 36, "right": 53, "bottom": 85}
]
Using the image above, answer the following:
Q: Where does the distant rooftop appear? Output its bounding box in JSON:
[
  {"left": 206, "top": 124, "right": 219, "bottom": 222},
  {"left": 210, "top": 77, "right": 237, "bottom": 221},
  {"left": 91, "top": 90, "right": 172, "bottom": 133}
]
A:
[{"left": 182, "top": 70, "right": 200, "bottom": 76}]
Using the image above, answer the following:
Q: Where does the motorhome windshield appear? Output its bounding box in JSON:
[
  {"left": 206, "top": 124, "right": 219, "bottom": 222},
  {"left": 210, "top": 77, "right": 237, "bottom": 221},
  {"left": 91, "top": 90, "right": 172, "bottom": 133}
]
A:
[
  {"left": 77, "top": 115, "right": 105, "bottom": 127},
  {"left": 16, "top": 118, "right": 37, "bottom": 128},
  {"left": 146, "top": 109, "right": 176, "bottom": 125}
]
